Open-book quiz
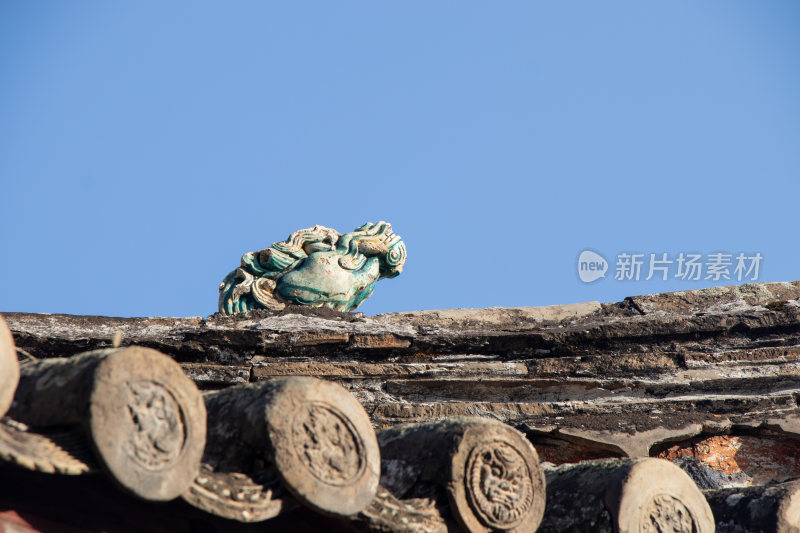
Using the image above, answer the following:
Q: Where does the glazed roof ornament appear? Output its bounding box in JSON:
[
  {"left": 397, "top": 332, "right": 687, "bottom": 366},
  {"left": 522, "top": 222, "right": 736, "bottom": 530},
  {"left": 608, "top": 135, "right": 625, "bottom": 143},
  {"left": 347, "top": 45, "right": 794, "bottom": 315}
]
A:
[{"left": 219, "top": 222, "right": 406, "bottom": 314}]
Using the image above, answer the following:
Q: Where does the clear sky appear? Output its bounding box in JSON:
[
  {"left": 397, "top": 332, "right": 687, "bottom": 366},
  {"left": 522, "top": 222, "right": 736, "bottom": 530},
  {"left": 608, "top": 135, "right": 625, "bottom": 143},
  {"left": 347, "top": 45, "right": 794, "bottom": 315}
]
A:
[{"left": 1, "top": 2, "right": 798, "bottom": 317}]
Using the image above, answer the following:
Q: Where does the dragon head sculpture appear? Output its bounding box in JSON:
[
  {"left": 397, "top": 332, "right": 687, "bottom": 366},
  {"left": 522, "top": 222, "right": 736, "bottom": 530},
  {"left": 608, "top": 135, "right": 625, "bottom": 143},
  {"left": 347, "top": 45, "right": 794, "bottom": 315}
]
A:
[{"left": 219, "top": 222, "right": 406, "bottom": 313}]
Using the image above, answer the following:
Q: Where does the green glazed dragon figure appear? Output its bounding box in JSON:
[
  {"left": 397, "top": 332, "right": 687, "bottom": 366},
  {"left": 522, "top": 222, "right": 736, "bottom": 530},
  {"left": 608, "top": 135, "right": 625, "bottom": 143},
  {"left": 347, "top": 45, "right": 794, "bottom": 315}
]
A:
[{"left": 219, "top": 222, "right": 406, "bottom": 314}]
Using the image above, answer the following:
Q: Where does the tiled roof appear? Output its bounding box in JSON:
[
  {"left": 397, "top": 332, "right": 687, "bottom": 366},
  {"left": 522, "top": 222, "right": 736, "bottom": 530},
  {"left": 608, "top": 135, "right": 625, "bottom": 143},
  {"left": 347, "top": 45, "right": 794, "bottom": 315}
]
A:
[{"left": 2, "top": 280, "right": 800, "bottom": 532}]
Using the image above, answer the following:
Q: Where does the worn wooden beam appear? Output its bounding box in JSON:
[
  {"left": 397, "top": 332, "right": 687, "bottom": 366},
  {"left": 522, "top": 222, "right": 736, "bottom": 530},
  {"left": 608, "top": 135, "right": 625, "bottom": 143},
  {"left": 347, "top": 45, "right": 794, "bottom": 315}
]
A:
[
  {"left": 704, "top": 481, "right": 800, "bottom": 533},
  {"left": 378, "top": 418, "right": 545, "bottom": 533},
  {"left": 183, "top": 377, "right": 379, "bottom": 521},
  {"left": 540, "top": 458, "right": 715, "bottom": 533},
  {"left": 7, "top": 347, "right": 207, "bottom": 501}
]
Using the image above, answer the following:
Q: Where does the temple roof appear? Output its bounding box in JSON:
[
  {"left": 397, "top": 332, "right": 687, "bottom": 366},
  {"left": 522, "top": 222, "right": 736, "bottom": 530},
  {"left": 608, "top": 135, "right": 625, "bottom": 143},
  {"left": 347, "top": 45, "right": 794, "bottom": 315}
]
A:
[{"left": 2, "top": 280, "right": 800, "bottom": 532}]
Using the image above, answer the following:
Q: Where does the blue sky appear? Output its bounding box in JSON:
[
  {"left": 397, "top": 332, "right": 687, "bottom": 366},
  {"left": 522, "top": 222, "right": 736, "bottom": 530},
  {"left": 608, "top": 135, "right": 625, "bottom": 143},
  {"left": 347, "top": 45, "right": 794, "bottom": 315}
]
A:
[{"left": 1, "top": 2, "right": 798, "bottom": 317}]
